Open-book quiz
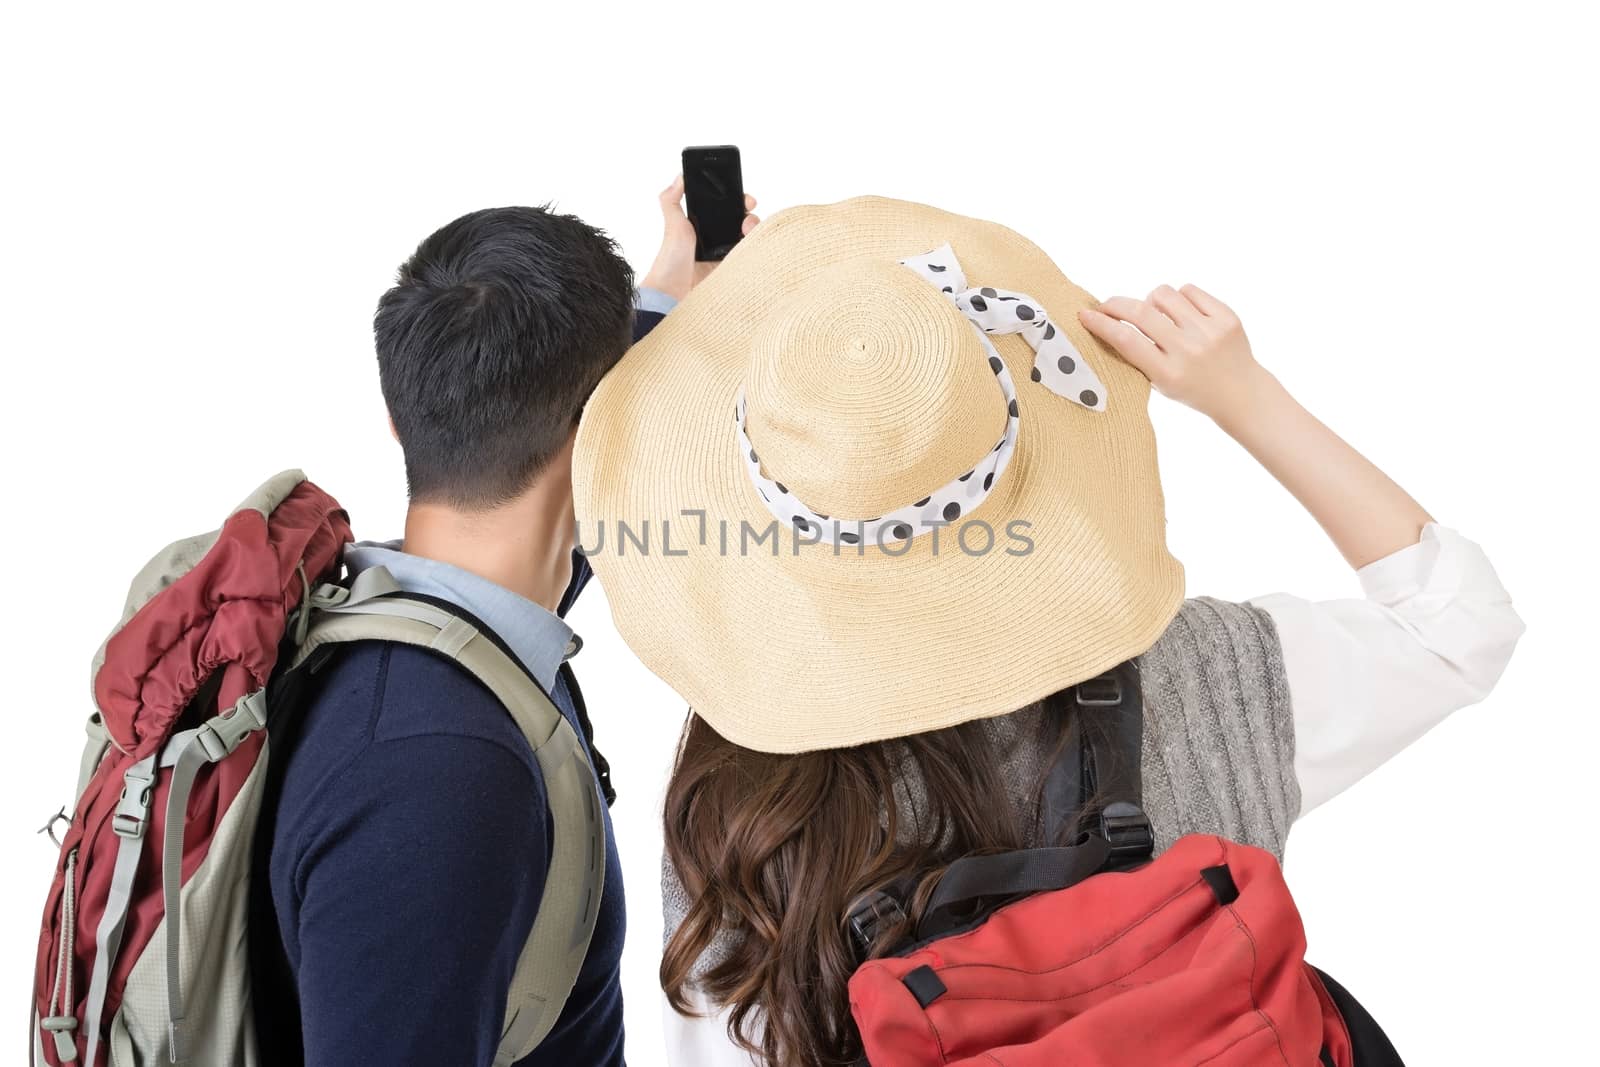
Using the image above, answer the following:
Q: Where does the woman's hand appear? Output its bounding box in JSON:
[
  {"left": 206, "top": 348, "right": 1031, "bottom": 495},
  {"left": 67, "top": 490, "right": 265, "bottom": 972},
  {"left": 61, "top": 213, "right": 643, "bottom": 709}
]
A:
[
  {"left": 1078, "top": 284, "right": 1266, "bottom": 426},
  {"left": 640, "top": 176, "right": 760, "bottom": 302},
  {"left": 1081, "top": 283, "right": 1433, "bottom": 570}
]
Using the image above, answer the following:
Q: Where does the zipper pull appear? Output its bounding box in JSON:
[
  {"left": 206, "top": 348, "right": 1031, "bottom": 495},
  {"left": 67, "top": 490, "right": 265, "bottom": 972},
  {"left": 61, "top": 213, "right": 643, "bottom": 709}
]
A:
[
  {"left": 44, "top": 848, "right": 81, "bottom": 1061},
  {"left": 40, "top": 1016, "right": 78, "bottom": 1061}
]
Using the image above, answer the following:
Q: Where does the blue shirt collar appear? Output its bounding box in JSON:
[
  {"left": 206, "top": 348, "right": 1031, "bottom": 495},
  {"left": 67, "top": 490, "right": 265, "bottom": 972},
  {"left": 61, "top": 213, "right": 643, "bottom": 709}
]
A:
[{"left": 342, "top": 540, "right": 576, "bottom": 693}]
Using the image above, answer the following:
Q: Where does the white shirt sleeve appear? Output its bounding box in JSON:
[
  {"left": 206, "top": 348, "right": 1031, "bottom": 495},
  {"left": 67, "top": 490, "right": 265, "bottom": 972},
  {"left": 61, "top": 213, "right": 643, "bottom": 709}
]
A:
[
  {"left": 1250, "top": 523, "right": 1524, "bottom": 813},
  {"left": 662, "top": 987, "right": 763, "bottom": 1067}
]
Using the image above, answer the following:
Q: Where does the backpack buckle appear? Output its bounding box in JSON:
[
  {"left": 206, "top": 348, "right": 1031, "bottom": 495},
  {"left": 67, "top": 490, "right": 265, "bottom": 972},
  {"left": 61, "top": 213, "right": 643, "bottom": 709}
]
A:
[
  {"left": 847, "top": 889, "right": 907, "bottom": 957},
  {"left": 112, "top": 763, "right": 157, "bottom": 839},
  {"left": 196, "top": 689, "right": 269, "bottom": 762},
  {"left": 1075, "top": 672, "right": 1123, "bottom": 707},
  {"left": 1098, "top": 800, "right": 1155, "bottom": 861}
]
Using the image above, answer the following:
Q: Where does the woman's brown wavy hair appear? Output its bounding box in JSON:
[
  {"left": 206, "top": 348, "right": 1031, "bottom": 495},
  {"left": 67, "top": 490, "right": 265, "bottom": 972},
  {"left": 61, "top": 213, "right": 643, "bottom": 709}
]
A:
[{"left": 661, "top": 690, "right": 1079, "bottom": 1066}]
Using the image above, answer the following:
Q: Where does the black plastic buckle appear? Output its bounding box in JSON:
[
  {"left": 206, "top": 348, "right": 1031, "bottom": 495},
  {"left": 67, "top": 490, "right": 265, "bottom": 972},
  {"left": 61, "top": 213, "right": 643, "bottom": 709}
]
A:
[
  {"left": 847, "top": 889, "right": 907, "bottom": 957},
  {"left": 1075, "top": 672, "right": 1123, "bottom": 707},
  {"left": 1099, "top": 800, "right": 1155, "bottom": 861}
]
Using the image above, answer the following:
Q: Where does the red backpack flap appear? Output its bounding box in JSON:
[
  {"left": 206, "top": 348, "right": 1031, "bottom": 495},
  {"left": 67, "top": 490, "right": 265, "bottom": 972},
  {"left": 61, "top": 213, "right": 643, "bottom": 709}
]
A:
[
  {"left": 94, "top": 471, "right": 349, "bottom": 756},
  {"left": 33, "top": 472, "right": 350, "bottom": 1065},
  {"left": 849, "top": 835, "right": 1349, "bottom": 1067}
]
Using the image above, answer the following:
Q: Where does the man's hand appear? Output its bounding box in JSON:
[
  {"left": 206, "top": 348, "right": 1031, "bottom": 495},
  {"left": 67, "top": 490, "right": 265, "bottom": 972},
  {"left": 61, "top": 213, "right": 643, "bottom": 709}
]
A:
[
  {"left": 639, "top": 176, "right": 759, "bottom": 302},
  {"left": 1078, "top": 284, "right": 1263, "bottom": 426}
]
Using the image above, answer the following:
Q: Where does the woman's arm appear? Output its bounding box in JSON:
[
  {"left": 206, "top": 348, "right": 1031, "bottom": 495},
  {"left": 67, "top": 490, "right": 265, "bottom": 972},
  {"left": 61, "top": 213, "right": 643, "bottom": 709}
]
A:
[
  {"left": 1080, "top": 285, "right": 1430, "bottom": 568},
  {"left": 1249, "top": 523, "right": 1523, "bottom": 810},
  {"left": 1082, "top": 287, "right": 1522, "bottom": 811}
]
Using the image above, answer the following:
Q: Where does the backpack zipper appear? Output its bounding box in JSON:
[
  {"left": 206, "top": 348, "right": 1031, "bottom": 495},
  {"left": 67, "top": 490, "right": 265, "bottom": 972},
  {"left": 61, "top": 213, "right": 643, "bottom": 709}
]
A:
[{"left": 41, "top": 847, "right": 80, "bottom": 1061}]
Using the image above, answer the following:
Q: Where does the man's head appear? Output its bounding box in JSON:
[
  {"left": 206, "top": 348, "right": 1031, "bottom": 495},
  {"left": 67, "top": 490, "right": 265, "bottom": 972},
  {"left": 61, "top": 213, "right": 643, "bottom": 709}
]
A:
[{"left": 376, "top": 206, "right": 635, "bottom": 508}]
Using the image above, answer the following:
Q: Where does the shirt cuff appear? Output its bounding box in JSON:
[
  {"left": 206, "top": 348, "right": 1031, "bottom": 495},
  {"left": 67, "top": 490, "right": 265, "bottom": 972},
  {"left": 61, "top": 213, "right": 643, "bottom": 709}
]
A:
[
  {"left": 1353, "top": 521, "right": 1524, "bottom": 697},
  {"left": 635, "top": 287, "right": 679, "bottom": 316},
  {"left": 1355, "top": 522, "right": 1514, "bottom": 610}
]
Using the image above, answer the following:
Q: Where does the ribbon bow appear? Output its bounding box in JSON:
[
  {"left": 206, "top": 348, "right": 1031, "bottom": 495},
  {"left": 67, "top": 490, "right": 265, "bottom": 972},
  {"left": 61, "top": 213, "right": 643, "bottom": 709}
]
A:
[{"left": 899, "top": 244, "right": 1107, "bottom": 411}]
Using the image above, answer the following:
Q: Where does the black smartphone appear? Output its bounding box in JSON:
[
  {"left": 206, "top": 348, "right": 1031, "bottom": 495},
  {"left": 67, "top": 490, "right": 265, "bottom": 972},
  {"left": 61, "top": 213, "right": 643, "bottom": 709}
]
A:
[{"left": 682, "top": 145, "right": 745, "bottom": 261}]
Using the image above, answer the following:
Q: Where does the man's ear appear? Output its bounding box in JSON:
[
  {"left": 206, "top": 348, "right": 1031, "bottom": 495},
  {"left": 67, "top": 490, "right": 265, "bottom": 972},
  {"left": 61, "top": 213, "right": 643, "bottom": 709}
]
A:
[{"left": 388, "top": 416, "right": 400, "bottom": 443}]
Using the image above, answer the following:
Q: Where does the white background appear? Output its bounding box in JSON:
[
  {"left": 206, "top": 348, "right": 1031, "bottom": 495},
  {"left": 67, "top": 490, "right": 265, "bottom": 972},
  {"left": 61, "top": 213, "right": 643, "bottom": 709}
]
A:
[{"left": 2, "top": 2, "right": 1595, "bottom": 1062}]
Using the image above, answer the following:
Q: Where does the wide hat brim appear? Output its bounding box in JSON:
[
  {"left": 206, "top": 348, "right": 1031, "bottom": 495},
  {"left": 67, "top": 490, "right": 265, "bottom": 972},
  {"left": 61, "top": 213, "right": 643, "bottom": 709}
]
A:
[{"left": 574, "top": 196, "right": 1183, "bottom": 753}]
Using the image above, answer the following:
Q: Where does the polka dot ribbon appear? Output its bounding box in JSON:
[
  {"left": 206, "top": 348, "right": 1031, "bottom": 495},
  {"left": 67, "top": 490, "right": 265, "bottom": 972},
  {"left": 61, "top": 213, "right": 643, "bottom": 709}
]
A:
[
  {"left": 735, "top": 244, "right": 1105, "bottom": 547},
  {"left": 900, "top": 243, "right": 1108, "bottom": 413}
]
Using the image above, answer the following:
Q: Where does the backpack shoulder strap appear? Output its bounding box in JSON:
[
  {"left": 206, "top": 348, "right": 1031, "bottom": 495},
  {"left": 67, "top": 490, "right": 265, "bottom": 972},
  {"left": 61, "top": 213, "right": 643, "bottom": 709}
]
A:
[
  {"left": 881, "top": 661, "right": 1157, "bottom": 949},
  {"left": 1083, "top": 659, "right": 1146, "bottom": 804},
  {"left": 1041, "top": 659, "right": 1150, "bottom": 847},
  {"left": 290, "top": 568, "right": 605, "bottom": 1064},
  {"left": 1079, "top": 658, "right": 1155, "bottom": 865}
]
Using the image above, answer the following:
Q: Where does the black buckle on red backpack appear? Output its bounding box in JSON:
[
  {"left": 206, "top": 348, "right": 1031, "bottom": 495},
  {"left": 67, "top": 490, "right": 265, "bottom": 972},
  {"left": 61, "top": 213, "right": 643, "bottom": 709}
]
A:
[
  {"left": 1098, "top": 800, "right": 1155, "bottom": 862},
  {"left": 1075, "top": 672, "right": 1123, "bottom": 707},
  {"left": 847, "top": 889, "right": 908, "bottom": 958}
]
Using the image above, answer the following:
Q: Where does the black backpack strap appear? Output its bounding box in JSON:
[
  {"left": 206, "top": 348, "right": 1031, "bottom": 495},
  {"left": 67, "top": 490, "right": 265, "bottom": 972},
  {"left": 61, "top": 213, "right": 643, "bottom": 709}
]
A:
[
  {"left": 1039, "top": 709, "right": 1089, "bottom": 838},
  {"left": 557, "top": 661, "right": 615, "bottom": 807},
  {"left": 1087, "top": 659, "right": 1145, "bottom": 806},
  {"left": 1041, "top": 659, "right": 1153, "bottom": 862},
  {"left": 910, "top": 662, "right": 1153, "bottom": 943},
  {"left": 849, "top": 661, "right": 1155, "bottom": 958},
  {"left": 1089, "top": 660, "right": 1155, "bottom": 865},
  {"left": 914, "top": 836, "right": 1114, "bottom": 941}
]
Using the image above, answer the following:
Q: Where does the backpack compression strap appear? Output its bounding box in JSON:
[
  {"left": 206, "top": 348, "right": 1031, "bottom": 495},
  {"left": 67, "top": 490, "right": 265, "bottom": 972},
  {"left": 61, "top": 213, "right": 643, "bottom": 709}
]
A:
[
  {"left": 290, "top": 569, "right": 606, "bottom": 1065},
  {"left": 909, "top": 660, "right": 1155, "bottom": 944}
]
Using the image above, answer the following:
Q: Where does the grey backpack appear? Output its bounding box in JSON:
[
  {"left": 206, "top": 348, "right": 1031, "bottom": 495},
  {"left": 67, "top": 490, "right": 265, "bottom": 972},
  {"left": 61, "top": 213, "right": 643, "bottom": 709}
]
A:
[{"left": 31, "top": 472, "right": 603, "bottom": 1066}]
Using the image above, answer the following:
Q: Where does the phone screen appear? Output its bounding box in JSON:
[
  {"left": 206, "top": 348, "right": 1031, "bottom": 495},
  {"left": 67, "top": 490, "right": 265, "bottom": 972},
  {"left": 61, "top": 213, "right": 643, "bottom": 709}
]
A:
[{"left": 682, "top": 145, "right": 745, "bottom": 261}]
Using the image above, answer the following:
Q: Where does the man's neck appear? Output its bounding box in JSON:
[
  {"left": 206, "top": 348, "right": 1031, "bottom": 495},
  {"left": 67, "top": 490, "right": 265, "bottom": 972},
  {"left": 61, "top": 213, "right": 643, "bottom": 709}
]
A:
[{"left": 401, "top": 478, "right": 576, "bottom": 615}]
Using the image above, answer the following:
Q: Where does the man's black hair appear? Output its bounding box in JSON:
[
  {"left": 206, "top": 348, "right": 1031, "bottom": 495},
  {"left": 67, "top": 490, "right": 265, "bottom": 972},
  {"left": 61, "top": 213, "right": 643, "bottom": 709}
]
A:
[{"left": 375, "top": 205, "right": 635, "bottom": 507}]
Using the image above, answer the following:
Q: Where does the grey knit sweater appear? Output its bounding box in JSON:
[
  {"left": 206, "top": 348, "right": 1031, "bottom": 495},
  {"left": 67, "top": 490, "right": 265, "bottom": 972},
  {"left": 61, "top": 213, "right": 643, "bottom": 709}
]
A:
[{"left": 662, "top": 597, "right": 1299, "bottom": 971}]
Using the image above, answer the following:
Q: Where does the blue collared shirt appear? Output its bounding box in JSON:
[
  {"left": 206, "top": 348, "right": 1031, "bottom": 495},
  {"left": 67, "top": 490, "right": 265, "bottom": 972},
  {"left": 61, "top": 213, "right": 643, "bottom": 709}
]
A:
[
  {"left": 342, "top": 540, "right": 576, "bottom": 692},
  {"left": 634, "top": 285, "right": 678, "bottom": 318}
]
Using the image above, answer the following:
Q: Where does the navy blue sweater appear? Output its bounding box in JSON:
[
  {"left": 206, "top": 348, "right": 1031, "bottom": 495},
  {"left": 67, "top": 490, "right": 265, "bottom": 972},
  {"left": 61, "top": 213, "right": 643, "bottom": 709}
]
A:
[{"left": 251, "top": 624, "right": 626, "bottom": 1066}]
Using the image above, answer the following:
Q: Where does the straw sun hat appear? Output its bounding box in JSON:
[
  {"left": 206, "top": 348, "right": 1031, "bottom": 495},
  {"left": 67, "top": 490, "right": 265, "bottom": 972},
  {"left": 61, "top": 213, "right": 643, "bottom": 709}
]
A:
[{"left": 573, "top": 197, "right": 1183, "bottom": 753}]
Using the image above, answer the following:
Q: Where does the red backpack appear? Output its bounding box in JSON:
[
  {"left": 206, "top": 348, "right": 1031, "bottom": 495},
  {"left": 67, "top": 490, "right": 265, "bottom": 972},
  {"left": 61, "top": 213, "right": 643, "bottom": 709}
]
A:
[
  {"left": 846, "top": 662, "right": 1405, "bottom": 1066},
  {"left": 31, "top": 472, "right": 607, "bottom": 1066}
]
